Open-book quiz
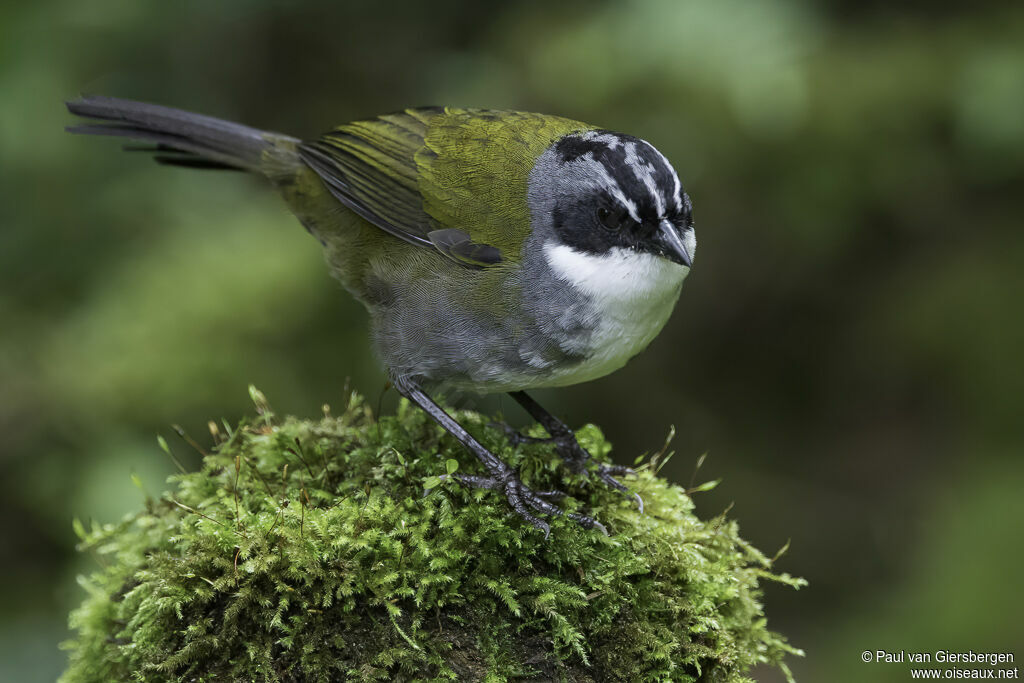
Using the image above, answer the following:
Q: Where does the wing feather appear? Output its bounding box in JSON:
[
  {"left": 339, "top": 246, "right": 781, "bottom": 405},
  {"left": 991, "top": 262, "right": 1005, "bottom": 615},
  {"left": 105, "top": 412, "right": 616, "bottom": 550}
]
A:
[
  {"left": 298, "top": 110, "right": 438, "bottom": 251},
  {"left": 297, "top": 107, "right": 589, "bottom": 267}
]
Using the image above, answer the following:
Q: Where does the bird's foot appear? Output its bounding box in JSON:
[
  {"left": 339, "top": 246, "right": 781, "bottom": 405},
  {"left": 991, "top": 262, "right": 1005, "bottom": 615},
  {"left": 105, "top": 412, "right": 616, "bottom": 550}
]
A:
[
  {"left": 490, "top": 422, "right": 643, "bottom": 513},
  {"left": 443, "top": 465, "right": 607, "bottom": 539},
  {"left": 394, "top": 377, "right": 609, "bottom": 538}
]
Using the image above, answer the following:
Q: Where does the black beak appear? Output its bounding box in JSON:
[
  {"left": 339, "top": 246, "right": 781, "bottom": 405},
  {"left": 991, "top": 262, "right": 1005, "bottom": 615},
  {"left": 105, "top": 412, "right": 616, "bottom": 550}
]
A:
[{"left": 655, "top": 220, "right": 693, "bottom": 267}]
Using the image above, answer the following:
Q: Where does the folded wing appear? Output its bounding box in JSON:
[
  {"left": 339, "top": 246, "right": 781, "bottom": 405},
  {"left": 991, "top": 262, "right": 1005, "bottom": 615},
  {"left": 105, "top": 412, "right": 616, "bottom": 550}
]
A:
[{"left": 298, "top": 107, "right": 588, "bottom": 269}]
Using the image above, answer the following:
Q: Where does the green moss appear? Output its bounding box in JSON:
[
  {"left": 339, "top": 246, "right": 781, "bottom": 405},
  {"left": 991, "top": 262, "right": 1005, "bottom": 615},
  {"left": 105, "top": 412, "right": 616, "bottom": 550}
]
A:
[{"left": 61, "top": 390, "right": 804, "bottom": 682}]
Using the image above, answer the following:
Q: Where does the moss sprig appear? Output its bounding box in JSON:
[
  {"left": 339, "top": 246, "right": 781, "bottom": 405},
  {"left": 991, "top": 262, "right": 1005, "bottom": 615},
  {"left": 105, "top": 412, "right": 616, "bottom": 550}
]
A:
[{"left": 62, "top": 390, "right": 803, "bottom": 682}]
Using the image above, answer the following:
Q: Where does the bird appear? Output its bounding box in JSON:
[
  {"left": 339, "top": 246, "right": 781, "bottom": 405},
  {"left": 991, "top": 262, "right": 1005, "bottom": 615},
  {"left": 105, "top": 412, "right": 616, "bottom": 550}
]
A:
[{"left": 65, "top": 96, "right": 696, "bottom": 537}]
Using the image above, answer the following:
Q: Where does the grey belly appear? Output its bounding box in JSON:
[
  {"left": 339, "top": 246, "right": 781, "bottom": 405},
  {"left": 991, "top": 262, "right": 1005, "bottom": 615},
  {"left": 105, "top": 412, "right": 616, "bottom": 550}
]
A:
[
  {"left": 369, "top": 283, "right": 594, "bottom": 394},
  {"left": 372, "top": 307, "right": 591, "bottom": 393}
]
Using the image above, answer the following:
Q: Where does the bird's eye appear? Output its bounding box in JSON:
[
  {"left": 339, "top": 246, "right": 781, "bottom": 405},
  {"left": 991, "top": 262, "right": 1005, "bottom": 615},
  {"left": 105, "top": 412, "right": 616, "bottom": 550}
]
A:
[{"left": 597, "top": 206, "right": 625, "bottom": 231}]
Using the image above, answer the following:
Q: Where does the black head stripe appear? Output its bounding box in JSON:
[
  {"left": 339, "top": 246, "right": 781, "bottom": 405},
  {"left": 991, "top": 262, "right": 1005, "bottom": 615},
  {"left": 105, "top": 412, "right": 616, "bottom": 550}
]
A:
[
  {"left": 554, "top": 133, "right": 600, "bottom": 164},
  {"left": 553, "top": 131, "right": 681, "bottom": 222}
]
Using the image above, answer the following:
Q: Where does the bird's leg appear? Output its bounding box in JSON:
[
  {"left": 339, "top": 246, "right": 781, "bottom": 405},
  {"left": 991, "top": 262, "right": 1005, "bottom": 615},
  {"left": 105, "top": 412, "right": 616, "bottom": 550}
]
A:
[
  {"left": 509, "top": 391, "right": 642, "bottom": 512},
  {"left": 391, "top": 376, "right": 606, "bottom": 538}
]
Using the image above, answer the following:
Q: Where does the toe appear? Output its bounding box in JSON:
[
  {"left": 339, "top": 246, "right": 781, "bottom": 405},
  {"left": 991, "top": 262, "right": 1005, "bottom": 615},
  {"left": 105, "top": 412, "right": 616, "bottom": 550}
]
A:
[
  {"left": 505, "top": 480, "right": 552, "bottom": 537},
  {"left": 531, "top": 490, "right": 568, "bottom": 500},
  {"left": 597, "top": 469, "right": 631, "bottom": 494},
  {"left": 567, "top": 512, "right": 608, "bottom": 535}
]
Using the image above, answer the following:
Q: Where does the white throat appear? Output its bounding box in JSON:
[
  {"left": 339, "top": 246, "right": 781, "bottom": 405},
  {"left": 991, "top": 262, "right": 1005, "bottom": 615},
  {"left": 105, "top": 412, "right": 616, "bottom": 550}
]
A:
[
  {"left": 543, "top": 243, "right": 688, "bottom": 302},
  {"left": 540, "top": 243, "right": 690, "bottom": 387}
]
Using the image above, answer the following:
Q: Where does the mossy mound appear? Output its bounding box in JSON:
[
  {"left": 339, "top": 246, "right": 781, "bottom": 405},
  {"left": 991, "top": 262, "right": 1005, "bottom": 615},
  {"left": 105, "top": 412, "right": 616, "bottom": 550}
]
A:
[{"left": 61, "top": 390, "right": 803, "bottom": 682}]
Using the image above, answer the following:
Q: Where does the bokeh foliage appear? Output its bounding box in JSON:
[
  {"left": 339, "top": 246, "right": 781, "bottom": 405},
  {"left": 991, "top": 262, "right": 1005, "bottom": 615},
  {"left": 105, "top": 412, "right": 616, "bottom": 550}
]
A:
[{"left": 1, "top": 0, "right": 1022, "bottom": 680}]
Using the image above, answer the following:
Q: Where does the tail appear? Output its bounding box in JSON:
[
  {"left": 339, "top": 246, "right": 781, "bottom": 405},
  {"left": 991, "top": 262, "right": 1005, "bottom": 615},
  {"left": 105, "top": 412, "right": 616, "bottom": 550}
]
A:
[{"left": 65, "top": 95, "right": 299, "bottom": 173}]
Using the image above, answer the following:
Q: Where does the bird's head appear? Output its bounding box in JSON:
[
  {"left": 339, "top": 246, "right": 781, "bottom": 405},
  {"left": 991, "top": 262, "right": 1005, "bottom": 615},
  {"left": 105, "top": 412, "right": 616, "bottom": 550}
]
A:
[{"left": 527, "top": 130, "right": 695, "bottom": 295}]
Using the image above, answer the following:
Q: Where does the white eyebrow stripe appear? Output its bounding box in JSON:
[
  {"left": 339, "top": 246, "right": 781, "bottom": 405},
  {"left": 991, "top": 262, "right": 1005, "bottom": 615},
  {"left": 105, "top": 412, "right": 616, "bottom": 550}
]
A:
[
  {"left": 624, "top": 141, "right": 665, "bottom": 218},
  {"left": 584, "top": 153, "right": 641, "bottom": 222},
  {"left": 669, "top": 169, "right": 682, "bottom": 213},
  {"left": 640, "top": 139, "right": 682, "bottom": 213}
]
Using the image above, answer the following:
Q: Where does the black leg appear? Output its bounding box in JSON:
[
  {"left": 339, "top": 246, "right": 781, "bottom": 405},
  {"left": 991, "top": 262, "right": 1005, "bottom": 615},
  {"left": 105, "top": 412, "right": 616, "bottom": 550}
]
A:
[
  {"left": 509, "top": 391, "right": 643, "bottom": 512},
  {"left": 391, "top": 375, "right": 607, "bottom": 538}
]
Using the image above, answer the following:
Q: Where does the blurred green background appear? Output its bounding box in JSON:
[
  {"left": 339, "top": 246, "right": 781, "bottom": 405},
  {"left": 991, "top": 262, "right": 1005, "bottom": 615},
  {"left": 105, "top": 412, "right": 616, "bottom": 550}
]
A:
[{"left": 2, "top": 0, "right": 1023, "bottom": 680}]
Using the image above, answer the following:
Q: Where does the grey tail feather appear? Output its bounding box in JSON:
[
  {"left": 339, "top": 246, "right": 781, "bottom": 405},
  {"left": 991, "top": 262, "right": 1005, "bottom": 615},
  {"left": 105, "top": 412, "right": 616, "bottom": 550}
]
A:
[{"left": 65, "top": 95, "right": 294, "bottom": 172}]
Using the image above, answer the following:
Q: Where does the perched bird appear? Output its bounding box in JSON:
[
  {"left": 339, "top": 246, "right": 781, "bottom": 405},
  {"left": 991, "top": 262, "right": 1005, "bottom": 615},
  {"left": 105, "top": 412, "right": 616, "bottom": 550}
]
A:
[{"left": 66, "top": 96, "right": 696, "bottom": 536}]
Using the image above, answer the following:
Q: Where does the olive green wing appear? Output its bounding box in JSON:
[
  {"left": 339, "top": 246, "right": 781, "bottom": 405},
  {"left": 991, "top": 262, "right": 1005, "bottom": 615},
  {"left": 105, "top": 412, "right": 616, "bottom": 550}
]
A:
[
  {"left": 298, "top": 108, "right": 437, "bottom": 251},
  {"left": 298, "top": 107, "right": 590, "bottom": 267}
]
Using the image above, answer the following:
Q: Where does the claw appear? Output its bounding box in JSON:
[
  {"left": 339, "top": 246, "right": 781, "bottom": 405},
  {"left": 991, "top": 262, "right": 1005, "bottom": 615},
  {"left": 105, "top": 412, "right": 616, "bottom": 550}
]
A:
[
  {"left": 593, "top": 464, "right": 643, "bottom": 513},
  {"left": 494, "top": 419, "right": 643, "bottom": 516},
  {"left": 490, "top": 418, "right": 641, "bottom": 529},
  {"left": 394, "top": 378, "right": 609, "bottom": 539},
  {"left": 504, "top": 480, "right": 549, "bottom": 534},
  {"left": 445, "top": 464, "right": 602, "bottom": 538},
  {"left": 596, "top": 467, "right": 629, "bottom": 493},
  {"left": 567, "top": 512, "right": 608, "bottom": 536}
]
